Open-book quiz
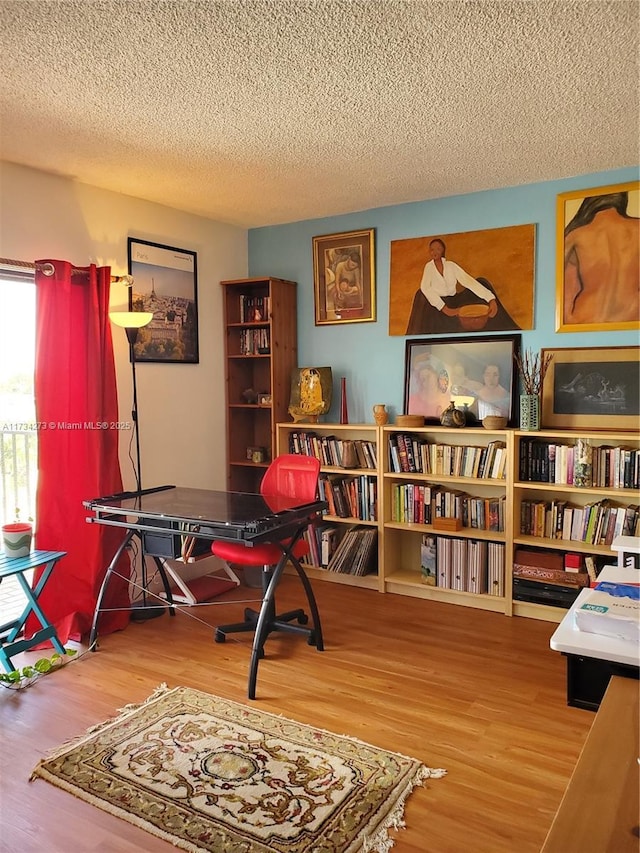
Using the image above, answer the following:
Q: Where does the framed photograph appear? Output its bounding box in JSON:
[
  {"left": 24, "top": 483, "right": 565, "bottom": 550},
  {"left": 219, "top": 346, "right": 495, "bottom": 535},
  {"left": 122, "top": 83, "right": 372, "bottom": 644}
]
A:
[
  {"left": 541, "top": 346, "right": 639, "bottom": 430},
  {"left": 128, "top": 237, "right": 199, "bottom": 363},
  {"left": 403, "top": 334, "right": 521, "bottom": 425},
  {"left": 313, "top": 229, "right": 376, "bottom": 325},
  {"left": 257, "top": 393, "right": 272, "bottom": 406},
  {"left": 556, "top": 181, "right": 639, "bottom": 332}
]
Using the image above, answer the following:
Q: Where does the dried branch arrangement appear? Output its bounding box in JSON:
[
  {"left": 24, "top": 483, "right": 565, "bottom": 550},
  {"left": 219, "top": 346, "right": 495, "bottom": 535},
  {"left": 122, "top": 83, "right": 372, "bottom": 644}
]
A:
[{"left": 514, "top": 349, "right": 553, "bottom": 396}]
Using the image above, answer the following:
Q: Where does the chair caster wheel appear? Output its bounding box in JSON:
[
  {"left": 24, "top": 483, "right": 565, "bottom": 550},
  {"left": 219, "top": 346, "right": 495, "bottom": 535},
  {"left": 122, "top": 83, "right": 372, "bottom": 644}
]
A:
[
  {"left": 298, "top": 614, "right": 309, "bottom": 625},
  {"left": 214, "top": 630, "right": 226, "bottom": 643},
  {"left": 307, "top": 631, "right": 316, "bottom": 646}
]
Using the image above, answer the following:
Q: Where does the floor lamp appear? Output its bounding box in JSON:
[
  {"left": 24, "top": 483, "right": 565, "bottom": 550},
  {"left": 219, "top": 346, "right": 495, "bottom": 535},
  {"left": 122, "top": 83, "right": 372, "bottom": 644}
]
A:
[{"left": 110, "top": 311, "right": 164, "bottom": 620}]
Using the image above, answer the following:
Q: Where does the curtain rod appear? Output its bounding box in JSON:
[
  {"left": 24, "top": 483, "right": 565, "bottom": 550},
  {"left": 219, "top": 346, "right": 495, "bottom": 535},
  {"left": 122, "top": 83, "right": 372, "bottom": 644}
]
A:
[{"left": 0, "top": 257, "right": 133, "bottom": 286}]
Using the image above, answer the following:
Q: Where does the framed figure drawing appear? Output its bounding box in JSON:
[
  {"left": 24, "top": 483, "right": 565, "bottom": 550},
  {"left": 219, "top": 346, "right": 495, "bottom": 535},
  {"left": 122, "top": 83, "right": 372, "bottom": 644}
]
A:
[
  {"left": 313, "top": 229, "right": 376, "bottom": 325},
  {"left": 541, "top": 346, "right": 639, "bottom": 430},
  {"left": 128, "top": 238, "right": 199, "bottom": 363},
  {"left": 556, "top": 181, "right": 639, "bottom": 332}
]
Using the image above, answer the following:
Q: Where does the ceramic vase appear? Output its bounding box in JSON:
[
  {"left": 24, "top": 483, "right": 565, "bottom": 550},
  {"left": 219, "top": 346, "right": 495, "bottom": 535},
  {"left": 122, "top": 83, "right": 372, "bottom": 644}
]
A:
[
  {"left": 339, "top": 377, "right": 349, "bottom": 424},
  {"left": 519, "top": 394, "right": 540, "bottom": 431},
  {"left": 373, "top": 404, "right": 389, "bottom": 425}
]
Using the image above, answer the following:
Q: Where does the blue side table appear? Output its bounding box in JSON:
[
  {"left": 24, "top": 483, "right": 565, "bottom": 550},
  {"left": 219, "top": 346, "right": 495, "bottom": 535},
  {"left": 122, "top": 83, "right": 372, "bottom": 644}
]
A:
[{"left": 0, "top": 550, "right": 66, "bottom": 672}]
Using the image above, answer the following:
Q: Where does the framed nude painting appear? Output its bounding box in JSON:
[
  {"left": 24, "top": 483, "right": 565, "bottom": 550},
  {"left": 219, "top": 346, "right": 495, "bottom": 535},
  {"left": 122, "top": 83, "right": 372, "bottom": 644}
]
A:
[{"left": 556, "top": 181, "right": 639, "bottom": 332}]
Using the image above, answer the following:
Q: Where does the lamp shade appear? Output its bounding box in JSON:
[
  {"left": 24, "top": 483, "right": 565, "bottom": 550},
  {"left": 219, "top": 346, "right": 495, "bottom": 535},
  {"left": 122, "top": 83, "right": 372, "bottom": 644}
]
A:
[{"left": 110, "top": 311, "right": 153, "bottom": 329}]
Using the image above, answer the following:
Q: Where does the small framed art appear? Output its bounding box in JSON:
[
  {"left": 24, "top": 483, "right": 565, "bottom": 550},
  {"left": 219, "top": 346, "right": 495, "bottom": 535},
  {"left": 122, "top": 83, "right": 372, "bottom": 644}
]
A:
[
  {"left": 313, "top": 229, "right": 376, "bottom": 325},
  {"left": 541, "top": 346, "right": 639, "bottom": 430}
]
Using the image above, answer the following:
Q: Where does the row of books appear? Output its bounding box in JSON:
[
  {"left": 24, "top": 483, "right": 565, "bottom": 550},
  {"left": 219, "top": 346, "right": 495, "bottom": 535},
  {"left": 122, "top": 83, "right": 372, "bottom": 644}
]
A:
[
  {"left": 304, "top": 524, "right": 377, "bottom": 575},
  {"left": 420, "top": 534, "right": 505, "bottom": 595},
  {"left": 520, "top": 498, "right": 639, "bottom": 544},
  {"left": 287, "top": 433, "right": 377, "bottom": 469},
  {"left": 318, "top": 473, "right": 377, "bottom": 521},
  {"left": 391, "top": 483, "right": 505, "bottom": 532},
  {"left": 389, "top": 433, "right": 507, "bottom": 480},
  {"left": 239, "top": 327, "right": 270, "bottom": 355},
  {"left": 519, "top": 438, "right": 639, "bottom": 489},
  {"left": 238, "top": 294, "right": 270, "bottom": 323}
]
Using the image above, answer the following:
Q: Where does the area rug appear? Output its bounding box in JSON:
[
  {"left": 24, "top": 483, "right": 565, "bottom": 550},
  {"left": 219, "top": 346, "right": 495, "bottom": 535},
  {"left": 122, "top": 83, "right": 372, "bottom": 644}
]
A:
[{"left": 30, "top": 684, "right": 445, "bottom": 853}]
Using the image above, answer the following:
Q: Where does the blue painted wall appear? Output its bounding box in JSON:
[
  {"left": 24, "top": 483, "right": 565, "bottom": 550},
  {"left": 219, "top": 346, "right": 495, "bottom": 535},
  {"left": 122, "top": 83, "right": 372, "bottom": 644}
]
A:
[{"left": 248, "top": 167, "right": 639, "bottom": 423}]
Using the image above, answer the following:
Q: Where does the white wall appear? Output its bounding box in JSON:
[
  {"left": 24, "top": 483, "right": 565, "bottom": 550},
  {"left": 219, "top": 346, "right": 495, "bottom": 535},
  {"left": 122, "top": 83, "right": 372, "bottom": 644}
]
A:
[{"left": 0, "top": 161, "right": 247, "bottom": 490}]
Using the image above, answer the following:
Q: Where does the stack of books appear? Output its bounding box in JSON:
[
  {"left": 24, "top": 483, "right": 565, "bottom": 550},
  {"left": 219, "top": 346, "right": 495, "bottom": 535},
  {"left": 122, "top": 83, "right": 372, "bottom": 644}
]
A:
[
  {"left": 326, "top": 527, "right": 377, "bottom": 576},
  {"left": 575, "top": 566, "right": 640, "bottom": 642}
]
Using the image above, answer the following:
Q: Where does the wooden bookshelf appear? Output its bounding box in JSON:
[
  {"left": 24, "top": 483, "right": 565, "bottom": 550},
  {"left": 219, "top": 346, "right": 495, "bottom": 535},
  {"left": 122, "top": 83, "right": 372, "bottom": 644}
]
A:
[
  {"left": 221, "top": 277, "right": 297, "bottom": 493},
  {"left": 381, "top": 425, "right": 513, "bottom": 615},
  {"left": 275, "top": 423, "right": 640, "bottom": 621},
  {"left": 277, "top": 423, "right": 382, "bottom": 591}
]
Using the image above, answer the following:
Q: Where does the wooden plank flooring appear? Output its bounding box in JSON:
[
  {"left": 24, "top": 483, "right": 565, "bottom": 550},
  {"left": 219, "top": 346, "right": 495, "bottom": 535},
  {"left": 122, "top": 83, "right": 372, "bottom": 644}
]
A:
[{"left": 0, "top": 577, "right": 594, "bottom": 852}]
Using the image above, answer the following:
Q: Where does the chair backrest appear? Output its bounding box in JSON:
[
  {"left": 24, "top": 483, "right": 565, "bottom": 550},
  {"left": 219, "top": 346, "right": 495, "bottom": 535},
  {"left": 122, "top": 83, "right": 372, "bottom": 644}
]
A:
[{"left": 260, "top": 454, "right": 320, "bottom": 503}]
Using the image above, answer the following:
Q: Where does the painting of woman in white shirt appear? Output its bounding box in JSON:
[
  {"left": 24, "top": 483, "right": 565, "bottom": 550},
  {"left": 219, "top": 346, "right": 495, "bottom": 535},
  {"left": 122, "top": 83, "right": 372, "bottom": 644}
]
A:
[{"left": 406, "top": 238, "right": 519, "bottom": 335}]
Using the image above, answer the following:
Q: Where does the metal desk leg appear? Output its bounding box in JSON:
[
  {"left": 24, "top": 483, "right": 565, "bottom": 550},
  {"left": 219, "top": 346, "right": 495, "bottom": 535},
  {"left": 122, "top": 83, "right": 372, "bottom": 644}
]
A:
[
  {"left": 89, "top": 529, "right": 134, "bottom": 649},
  {"left": 287, "top": 553, "right": 324, "bottom": 652},
  {"left": 151, "top": 556, "right": 176, "bottom": 616}
]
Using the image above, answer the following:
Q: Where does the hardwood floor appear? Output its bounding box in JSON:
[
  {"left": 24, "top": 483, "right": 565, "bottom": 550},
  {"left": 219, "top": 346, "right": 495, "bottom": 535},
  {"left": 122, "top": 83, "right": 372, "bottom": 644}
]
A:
[{"left": 0, "top": 576, "right": 593, "bottom": 852}]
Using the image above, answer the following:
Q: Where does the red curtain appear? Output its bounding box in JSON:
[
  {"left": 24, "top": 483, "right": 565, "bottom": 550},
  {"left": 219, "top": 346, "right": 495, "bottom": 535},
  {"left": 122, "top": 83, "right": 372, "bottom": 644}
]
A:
[{"left": 25, "top": 261, "right": 130, "bottom": 644}]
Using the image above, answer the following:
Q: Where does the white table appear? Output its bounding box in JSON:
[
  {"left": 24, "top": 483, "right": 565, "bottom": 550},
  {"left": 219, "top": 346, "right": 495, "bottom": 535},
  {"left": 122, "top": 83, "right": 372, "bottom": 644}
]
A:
[{"left": 550, "top": 565, "right": 640, "bottom": 709}]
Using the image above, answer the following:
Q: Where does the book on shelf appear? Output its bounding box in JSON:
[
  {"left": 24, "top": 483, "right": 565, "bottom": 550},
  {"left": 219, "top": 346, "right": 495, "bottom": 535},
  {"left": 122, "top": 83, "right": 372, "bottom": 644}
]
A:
[
  {"left": 512, "top": 563, "right": 589, "bottom": 588},
  {"left": 487, "top": 541, "right": 505, "bottom": 596},
  {"left": 319, "top": 525, "right": 339, "bottom": 567},
  {"left": 467, "top": 539, "right": 488, "bottom": 593},
  {"left": 420, "top": 534, "right": 437, "bottom": 585}
]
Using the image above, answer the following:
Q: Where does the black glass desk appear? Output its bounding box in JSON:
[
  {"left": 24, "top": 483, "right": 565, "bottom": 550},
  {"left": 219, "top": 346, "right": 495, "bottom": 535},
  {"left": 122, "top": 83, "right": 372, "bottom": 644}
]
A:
[{"left": 85, "top": 485, "right": 326, "bottom": 698}]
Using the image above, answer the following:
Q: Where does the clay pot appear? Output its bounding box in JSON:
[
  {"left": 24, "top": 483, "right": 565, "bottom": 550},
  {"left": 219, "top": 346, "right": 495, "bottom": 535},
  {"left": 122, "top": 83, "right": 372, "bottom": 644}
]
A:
[{"left": 373, "top": 404, "right": 389, "bottom": 425}]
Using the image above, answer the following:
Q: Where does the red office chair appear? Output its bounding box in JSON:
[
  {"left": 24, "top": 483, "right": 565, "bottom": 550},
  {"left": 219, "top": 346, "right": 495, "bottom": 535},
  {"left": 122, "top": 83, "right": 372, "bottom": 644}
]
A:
[{"left": 211, "top": 454, "right": 323, "bottom": 655}]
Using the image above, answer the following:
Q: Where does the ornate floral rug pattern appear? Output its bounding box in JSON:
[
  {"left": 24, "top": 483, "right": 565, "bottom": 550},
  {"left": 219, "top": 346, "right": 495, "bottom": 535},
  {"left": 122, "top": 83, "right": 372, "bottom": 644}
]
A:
[{"left": 30, "top": 684, "right": 445, "bottom": 852}]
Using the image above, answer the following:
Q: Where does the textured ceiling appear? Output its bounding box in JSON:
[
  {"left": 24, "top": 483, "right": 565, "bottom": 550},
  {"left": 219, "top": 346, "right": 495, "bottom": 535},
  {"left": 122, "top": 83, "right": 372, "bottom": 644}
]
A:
[{"left": 1, "top": 0, "right": 638, "bottom": 228}]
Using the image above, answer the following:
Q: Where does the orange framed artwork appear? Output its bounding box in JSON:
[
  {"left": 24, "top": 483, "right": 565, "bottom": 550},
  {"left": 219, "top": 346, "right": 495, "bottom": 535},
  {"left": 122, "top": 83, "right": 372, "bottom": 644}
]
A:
[
  {"left": 556, "top": 181, "right": 640, "bottom": 333},
  {"left": 388, "top": 224, "right": 535, "bottom": 336}
]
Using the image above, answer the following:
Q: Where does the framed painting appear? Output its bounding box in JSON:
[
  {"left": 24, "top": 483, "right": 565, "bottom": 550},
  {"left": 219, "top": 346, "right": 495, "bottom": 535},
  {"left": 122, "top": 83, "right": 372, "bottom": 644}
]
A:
[
  {"left": 313, "top": 229, "right": 376, "bottom": 325},
  {"left": 541, "top": 346, "right": 640, "bottom": 430},
  {"left": 127, "top": 238, "right": 199, "bottom": 363},
  {"left": 389, "top": 224, "right": 535, "bottom": 336},
  {"left": 556, "top": 181, "right": 639, "bottom": 332},
  {"left": 403, "top": 334, "right": 521, "bottom": 425}
]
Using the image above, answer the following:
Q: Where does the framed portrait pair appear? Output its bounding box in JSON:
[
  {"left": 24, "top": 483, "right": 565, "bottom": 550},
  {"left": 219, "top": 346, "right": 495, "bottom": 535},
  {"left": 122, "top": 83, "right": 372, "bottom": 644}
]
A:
[{"left": 404, "top": 334, "right": 521, "bottom": 426}]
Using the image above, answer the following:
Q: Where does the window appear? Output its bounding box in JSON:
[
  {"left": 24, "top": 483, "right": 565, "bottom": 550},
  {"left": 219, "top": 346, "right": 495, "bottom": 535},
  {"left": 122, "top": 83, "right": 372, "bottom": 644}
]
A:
[{"left": 0, "top": 269, "right": 37, "bottom": 525}]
